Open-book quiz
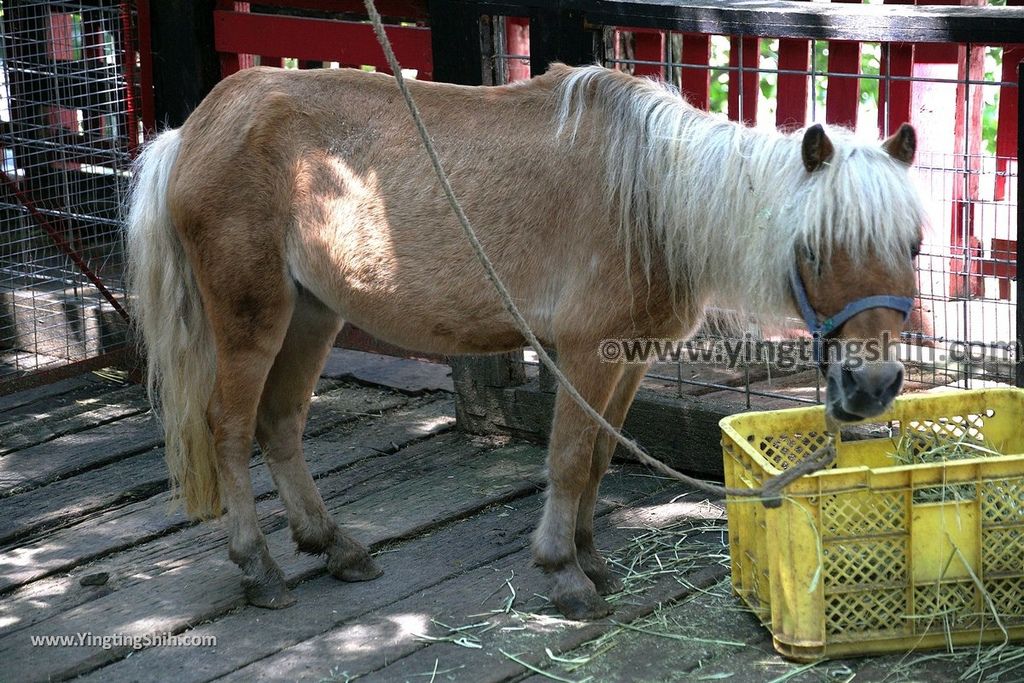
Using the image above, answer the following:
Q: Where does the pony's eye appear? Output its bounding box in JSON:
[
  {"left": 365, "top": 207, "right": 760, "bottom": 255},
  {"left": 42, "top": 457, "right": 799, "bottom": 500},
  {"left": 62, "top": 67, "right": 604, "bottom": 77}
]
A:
[
  {"left": 910, "top": 243, "right": 921, "bottom": 259},
  {"left": 801, "top": 245, "right": 822, "bottom": 276}
]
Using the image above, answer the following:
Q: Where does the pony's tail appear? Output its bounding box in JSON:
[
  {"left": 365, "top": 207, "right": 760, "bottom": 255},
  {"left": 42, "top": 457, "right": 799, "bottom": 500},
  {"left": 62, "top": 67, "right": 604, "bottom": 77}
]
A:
[{"left": 126, "top": 129, "right": 221, "bottom": 520}]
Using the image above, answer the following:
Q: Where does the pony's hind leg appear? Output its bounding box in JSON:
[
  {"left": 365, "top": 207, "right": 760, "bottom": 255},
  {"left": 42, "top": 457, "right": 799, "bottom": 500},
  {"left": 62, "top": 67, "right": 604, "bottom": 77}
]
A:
[
  {"left": 533, "top": 343, "right": 624, "bottom": 620},
  {"left": 207, "top": 281, "right": 296, "bottom": 609},
  {"left": 256, "top": 290, "right": 382, "bottom": 583},
  {"left": 575, "top": 363, "right": 648, "bottom": 595}
]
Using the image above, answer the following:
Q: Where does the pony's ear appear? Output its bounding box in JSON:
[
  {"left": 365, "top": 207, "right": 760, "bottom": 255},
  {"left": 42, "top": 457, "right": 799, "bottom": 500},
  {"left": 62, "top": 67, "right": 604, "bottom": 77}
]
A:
[
  {"left": 801, "top": 124, "right": 834, "bottom": 172},
  {"left": 882, "top": 123, "right": 917, "bottom": 165}
]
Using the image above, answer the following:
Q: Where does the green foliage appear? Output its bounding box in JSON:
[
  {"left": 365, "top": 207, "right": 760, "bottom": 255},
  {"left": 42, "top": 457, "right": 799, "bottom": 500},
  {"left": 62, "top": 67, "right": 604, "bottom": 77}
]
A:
[{"left": 982, "top": 47, "right": 1002, "bottom": 156}]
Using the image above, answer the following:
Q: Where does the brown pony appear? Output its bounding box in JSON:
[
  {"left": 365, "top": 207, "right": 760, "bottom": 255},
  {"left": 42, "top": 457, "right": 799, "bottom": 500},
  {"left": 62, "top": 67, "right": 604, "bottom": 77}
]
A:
[{"left": 126, "top": 63, "right": 923, "bottom": 619}]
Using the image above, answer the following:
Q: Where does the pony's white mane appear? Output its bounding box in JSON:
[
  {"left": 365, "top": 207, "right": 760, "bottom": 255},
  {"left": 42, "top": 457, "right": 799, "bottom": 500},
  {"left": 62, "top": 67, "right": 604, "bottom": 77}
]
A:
[{"left": 553, "top": 65, "right": 925, "bottom": 327}]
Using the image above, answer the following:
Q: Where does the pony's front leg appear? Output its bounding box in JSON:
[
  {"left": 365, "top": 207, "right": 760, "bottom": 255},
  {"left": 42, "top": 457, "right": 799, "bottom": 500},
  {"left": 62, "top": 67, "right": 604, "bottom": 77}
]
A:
[
  {"left": 575, "top": 363, "right": 648, "bottom": 595},
  {"left": 533, "top": 345, "right": 624, "bottom": 620}
]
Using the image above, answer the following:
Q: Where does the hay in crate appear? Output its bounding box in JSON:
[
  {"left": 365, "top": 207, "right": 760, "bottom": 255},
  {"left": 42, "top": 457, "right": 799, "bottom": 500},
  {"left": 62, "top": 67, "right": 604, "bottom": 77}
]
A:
[{"left": 891, "top": 430, "right": 1005, "bottom": 503}]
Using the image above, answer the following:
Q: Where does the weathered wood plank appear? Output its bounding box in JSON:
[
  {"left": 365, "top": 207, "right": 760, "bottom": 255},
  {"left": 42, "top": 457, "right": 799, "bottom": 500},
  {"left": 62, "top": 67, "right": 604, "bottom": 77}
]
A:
[
  {"left": 0, "top": 412, "right": 162, "bottom": 496},
  {"left": 74, "top": 463, "right": 675, "bottom": 683},
  {"left": 0, "top": 437, "right": 544, "bottom": 681},
  {"left": 303, "top": 380, "right": 410, "bottom": 436},
  {"left": 365, "top": 513, "right": 729, "bottom": 683},
  {"left": 525, "top": 576, "right": 988, "bottom": 683},
  {"left": 0, "top": 447, "right": 166, "bottom": 547},
  {"left": 219, "top": 487, "right": 728, "bottom": 683},
  {"left": 0, "top": 399, "right": 454, "bottom": 598},
  {"left": 519, "top": 577, "right": 767, "bottom": 683},
  {"left": 0, "top": 372, "right": 114, "bottom": 414},
  {"left": 0, "top": 386, "right": 411, "bottom": 547},
  {"left": 0, "top": 383, "right": 150, "bottom": 457},
  {"left": 0, "top": 429, "right": 480, "bottom": 633},
  {"left": 321, "top": 349, "right": 454, "bottom": 394}
]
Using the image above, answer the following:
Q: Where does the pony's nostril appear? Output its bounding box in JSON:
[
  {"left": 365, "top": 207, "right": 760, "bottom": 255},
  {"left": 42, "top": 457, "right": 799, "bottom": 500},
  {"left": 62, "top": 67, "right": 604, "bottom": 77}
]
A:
[
  {"left": 883, "top": 365, "right": 904, "bottom": 399},
  {"left": 840, "top": 365, "right": 858, "bottom": 394}
]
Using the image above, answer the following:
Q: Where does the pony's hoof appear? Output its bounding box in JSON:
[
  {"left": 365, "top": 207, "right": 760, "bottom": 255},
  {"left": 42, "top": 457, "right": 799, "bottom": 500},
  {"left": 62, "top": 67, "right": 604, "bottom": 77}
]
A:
[
  {"left": 552, "top": 585, "right": 612, "bottom": 620},
  {"left": 579, "top": 554, "right": 623, "bottom": 595},
  {"left": 328, "top": 552, "right": 383, "bottom": 582},
  {"left": 591, "top": 571, "right": 624, "bottom": 596},
  {"left": 244, "top": 580, "right": 296, "bottom": 609}
]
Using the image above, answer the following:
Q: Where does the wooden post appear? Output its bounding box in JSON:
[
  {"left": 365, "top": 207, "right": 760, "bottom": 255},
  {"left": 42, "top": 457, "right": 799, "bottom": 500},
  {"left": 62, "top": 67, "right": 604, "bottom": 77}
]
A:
[
  {"left": 995, "top": 39, "right": 1023, "bottom": 201},
  {"left": 529, "top": 5, "right": 598, "bottom": 77},
  {"left": 538, "top": 351, "right": 558, "bottom": 393},
  {"left": 451, "top": 355, "right": 527, "bottom": 434},
  {"left": 949, "top": 38, "right": 986, "bottom": 299},
  {"left": 428, "top": 0, "right": 484, "bottom": 85},
  {"left": 427, "top": 0, "right": 524, "bottom": 433},
  {"left": 148, "top": 0, "right": 220, "bottom": 128}
]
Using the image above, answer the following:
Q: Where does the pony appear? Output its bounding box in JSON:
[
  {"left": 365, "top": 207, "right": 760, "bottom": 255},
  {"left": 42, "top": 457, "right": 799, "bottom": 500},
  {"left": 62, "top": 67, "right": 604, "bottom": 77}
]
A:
[{"left": 126, "top": 63, "right": 924, "bottom": 620}]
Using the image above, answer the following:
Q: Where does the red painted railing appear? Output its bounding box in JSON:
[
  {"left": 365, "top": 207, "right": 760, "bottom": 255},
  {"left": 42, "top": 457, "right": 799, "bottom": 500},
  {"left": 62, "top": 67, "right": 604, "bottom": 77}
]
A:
[{"left": 213, "top": 0, "right": 433, "bottom": 78}]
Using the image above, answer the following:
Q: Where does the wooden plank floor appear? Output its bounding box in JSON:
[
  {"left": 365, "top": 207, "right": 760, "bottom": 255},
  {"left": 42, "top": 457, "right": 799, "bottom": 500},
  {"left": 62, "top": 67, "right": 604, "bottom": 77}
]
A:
[{"left": 0, "top": 353, "right": 1009, "bottom": 682}]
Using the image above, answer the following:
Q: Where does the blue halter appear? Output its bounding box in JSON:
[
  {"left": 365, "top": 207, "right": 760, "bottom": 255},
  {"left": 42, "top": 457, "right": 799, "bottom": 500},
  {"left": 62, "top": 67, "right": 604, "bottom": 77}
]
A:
[{"left": 789, "top": 268, "right": 914, "bottom": 365}]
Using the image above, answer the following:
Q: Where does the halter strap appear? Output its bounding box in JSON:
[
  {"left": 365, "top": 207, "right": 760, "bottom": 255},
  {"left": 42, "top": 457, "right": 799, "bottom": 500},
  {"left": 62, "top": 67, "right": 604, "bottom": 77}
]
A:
[{"left": 789, "top": 268, "right": 914, "bottom": 364}]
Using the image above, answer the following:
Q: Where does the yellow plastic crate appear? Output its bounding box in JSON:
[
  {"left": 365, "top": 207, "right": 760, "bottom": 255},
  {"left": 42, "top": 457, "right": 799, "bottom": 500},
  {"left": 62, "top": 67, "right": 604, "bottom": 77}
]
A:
[{"left": 721, "top": 387, "right": 1024, "bottom": 661}]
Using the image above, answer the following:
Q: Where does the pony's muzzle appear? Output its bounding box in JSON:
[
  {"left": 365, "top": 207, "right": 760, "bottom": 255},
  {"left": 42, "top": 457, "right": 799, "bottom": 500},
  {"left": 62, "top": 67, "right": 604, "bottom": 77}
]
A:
[{"left": 826, "top": 360, "right": 904, "bottom": 421}]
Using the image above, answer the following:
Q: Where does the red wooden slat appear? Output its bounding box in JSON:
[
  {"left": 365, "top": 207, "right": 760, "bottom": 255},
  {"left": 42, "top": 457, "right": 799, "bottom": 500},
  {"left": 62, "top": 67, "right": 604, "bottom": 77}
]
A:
[
  {"left": 824, "top": 0, "right": 859, "bottom": 127},
  {"left": 632, "top": 30, "right": 665, "bottom": 78},
  {"left": 877, "top": 0, "right": 913, "bottom": 135},
  {"left": 506, "top": 17, "right": 530, "bottom": 82},
  {"left": 728, "top": 36, "right": 758, "bottom": 125},
  {"left": 878, "top": 42, "right": 913, "bottom": 135},
  {"left": 825, "top": 44, "right": 859, "bottom": 126},
  {"left": 776, "top": 38, "right": 809, "bottom": 131},
  {"left": 914, "top": 43, "right": 959, "bottom": 64},
  {"left": 241, "top": 0, "right": 428, "bottom": 19},
  {"left": 679, "top": 33, "right": 710, "bottom": 109},
  {"left": 995, "top": 48, "right": 1023, "bottom": 201},
  {"left": 213, "top": 10, "right": 433, "bottom": 78},
  {"left": 216, "top": 1, "right": 245, "bottom": 77},
  {"left": 48, "top": 12, "right": 75, "bottom": 61},
  {"left": 825, "top": 41, "right": 859, "bottom": 127}
]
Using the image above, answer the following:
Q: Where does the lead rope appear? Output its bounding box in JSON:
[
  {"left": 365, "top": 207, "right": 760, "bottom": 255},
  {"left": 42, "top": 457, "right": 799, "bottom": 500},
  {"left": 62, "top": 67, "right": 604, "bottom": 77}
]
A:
[{"left": 361, "top": 1, "right": 836, "bottom": 507}]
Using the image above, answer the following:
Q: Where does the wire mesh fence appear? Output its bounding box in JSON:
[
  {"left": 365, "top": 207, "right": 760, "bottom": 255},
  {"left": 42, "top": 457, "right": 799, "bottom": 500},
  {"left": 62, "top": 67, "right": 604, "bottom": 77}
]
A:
[
  {"left": 0, "top": 0, "right": 137, "bottom": 390},
  {"left": 488, "top": 17, "right": 1020, "bottom": 407}
]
